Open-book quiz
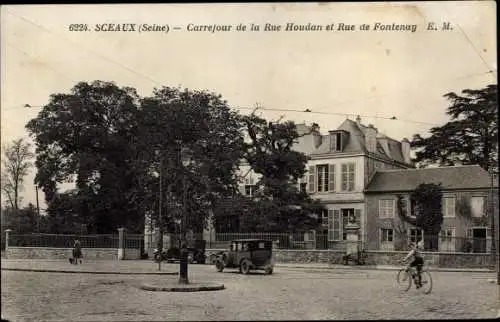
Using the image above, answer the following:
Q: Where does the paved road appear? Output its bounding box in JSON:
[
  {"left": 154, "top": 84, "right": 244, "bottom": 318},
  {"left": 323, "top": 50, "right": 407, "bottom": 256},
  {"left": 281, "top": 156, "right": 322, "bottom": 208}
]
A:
[{"left": 1, "top": 263, "right": 498, "bottom": 321}]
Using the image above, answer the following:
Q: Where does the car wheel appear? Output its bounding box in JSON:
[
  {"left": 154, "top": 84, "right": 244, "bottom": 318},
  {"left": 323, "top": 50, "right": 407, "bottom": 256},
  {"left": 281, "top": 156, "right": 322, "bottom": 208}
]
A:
[
  {"left": 240, "top": 259, "right": 251, "bottom": 275},
  {"left": 208, "top": 254, "right": 217, "bottom": 265},
  {"left": 215, "top": 259, "right": 224, "bottom": 272},
  {"left": 265, "top": 266, "right": 273, "bottom": 275},
  {"left": 154, "top": 254, "right": 162, "bottom": 263}
]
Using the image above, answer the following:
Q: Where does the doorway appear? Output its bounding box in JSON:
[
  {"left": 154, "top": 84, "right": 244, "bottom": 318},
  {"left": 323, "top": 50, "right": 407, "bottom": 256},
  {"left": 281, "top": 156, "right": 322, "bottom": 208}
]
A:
[
  {"left": 472, "top": 228, "right": 487, "bottom": 253},
  {"left": 316, "top": 229, "right": 329, "bottom": 249}
]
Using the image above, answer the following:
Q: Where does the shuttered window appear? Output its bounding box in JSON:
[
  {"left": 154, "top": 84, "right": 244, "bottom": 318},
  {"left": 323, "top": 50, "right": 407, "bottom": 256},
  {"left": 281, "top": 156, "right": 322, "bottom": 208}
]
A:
[
  {"left": 328, "top": 209, "right": 342, "bottom": 241},
  {"left": 341, "top": 163, "right": 355, "bottom": 191},
  {"left": 328, "top": 164, "right": 335, "bottom": 192},
  {"left": 308, "top": 166, "right": 316, "bottom": 193}
]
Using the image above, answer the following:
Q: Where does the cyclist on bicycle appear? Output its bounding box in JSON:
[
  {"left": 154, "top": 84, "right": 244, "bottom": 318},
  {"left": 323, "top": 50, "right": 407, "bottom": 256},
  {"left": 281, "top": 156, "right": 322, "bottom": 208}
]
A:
[{"left": 402, "top": 240, "right": 424, "bottom": 288}]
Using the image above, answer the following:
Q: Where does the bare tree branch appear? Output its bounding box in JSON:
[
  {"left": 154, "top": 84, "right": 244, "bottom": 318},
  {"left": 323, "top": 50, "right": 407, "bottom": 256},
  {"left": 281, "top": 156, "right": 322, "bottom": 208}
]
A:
[{"left": 1, "top": 138, "right": 34, "bottom": 210}]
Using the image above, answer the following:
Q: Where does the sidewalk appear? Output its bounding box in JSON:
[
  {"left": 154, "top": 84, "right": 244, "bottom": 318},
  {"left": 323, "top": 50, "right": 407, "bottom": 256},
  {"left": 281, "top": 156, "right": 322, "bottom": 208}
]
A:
[
  {"left": 275, "top": 262, "right": 494, "bottom": 273},
  {"left": 1, "top": 259, "right": 494, "bottom": 274},
  {"left": 0, "top": 259, "right": 178, "bottom": 275}
]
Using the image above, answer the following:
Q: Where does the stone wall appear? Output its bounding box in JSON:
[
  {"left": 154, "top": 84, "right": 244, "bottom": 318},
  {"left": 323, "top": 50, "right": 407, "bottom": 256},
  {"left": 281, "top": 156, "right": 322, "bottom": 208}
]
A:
[
  {"left": 5, "top": 246, "right": 493, "bottom": 268},
  {"left": 6, "top": 247, "right": 118, "bottom": 260},
  {"left": 205, "top": 249, "right": 493, "bottom": 268},
  {"left": 123, "top": 248, "right": 140, "bottom": 260}
]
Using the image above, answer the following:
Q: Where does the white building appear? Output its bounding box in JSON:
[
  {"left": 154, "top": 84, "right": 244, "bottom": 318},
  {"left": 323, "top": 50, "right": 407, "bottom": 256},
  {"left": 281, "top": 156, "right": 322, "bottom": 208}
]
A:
[
  {"left": 228, "top": 116, "right": 413, "bottom": 248},
  {"left": 145, "top": 116, "right": 413, "bottom": 250}
]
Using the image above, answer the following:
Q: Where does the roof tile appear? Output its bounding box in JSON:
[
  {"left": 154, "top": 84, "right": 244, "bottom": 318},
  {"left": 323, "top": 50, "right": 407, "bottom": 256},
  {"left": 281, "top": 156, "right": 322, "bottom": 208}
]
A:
[{"left": 365, "top": 165, "right": 498, "bottom": 192}]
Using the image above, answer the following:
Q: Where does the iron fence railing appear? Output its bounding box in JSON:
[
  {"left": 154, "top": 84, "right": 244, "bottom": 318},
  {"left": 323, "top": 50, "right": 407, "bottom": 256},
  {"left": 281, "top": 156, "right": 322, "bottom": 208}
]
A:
[
  {"left": 5, "top": 232, "right": 494, "bottom": 254},
  {"left": 8, "top": 233, "right": 144, "bottom": 249},
  {"left": 435, "top": 236, "right": 493, "bottom": 254},
  {"left": 376, "top": 236, "right": 494, "bottom": 254},
  {"left": 208, "top": 232, "right": 365, "bottom": 250},
  {"left": 207, "top": 233, "right": 494, "bottom": 253},
  {"left": 124, "top": 234, "right": 145, "bottom": 249}
]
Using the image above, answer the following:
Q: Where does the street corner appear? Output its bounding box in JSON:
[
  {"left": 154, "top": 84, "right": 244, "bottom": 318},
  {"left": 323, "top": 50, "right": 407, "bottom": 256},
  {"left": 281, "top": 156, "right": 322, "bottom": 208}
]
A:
[{"left": 139, "top": 282, "right": 225, "bottom": 292}]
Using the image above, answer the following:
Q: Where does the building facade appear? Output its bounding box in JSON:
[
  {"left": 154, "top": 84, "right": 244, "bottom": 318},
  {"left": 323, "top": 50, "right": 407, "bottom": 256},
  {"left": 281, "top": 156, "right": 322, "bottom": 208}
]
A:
[
  {"left": 230, "top": 117, "right": 413, "bottom": 249},
  {"left": 364, "top": 165, "right": 499, "bottom": 253}
]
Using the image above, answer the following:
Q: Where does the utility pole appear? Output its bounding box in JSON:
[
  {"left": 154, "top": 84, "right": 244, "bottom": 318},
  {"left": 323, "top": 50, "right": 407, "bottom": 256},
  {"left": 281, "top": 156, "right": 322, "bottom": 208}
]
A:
[
  {"left": 157, "top": 155, "right": 163, "bottom": 271},
  {"left": 35, "top": 185, "right": 40, "bottom": 232},
  {"left": 179, "top": 147, "right": 190, "bottom": 284}
]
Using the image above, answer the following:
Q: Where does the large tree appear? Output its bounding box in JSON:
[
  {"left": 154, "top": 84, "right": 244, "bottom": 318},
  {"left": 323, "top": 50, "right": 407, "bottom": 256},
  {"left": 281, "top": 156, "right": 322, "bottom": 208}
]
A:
[
  {"left": 1, "top": 138, "right": 34, "bottom": 211},
  {"left": 138, "top": 87, "right": 246, "bottom": 239},
  {"left": 238, "top": 112, "right": 325, "bottom": 232},
  {"left": 26, "top": 81, "right": 144, "bottom": 233},
  {"left": 396, "top": 183, "right": 444, "bottom": 251},
  {"left": 411, "top": 84, "right": 498, "bottom": 172}
]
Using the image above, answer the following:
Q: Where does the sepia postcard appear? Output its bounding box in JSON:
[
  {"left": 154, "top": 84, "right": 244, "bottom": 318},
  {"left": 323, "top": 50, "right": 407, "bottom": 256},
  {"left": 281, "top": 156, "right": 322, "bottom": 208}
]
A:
[{"left": 1, "top": 2, "right": 498, "bottom": 321}]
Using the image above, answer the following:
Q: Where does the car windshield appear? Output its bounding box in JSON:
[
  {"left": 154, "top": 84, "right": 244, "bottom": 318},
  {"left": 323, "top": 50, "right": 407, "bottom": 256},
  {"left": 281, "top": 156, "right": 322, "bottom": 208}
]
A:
[{"left": 230, "top": 240, "right": 272, "bottom": 251}]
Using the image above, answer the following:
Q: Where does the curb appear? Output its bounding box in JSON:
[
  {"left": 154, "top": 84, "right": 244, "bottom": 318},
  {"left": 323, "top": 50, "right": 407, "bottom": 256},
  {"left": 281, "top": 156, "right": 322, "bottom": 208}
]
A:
[
  {"left": 1, "top": 268, "right": 178, "bottom": 275},
  {"left": 140, "top": 283, "right": 225, "bottom": 292},
  {"left": 275, "top": 264, "right": 494, "bottom": 273}
]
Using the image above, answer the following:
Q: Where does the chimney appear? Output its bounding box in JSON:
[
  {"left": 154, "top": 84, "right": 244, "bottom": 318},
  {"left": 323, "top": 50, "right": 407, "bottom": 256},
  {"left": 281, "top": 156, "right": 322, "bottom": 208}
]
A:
[
  {"left": 365, "top": 124, "right": 377, "bottom": 153},
  {"left": 313, "top": 131, "right": 322, "bottom": 148},
  {"left": 401, "top": 138, "right": 411, "bottom": 164}
]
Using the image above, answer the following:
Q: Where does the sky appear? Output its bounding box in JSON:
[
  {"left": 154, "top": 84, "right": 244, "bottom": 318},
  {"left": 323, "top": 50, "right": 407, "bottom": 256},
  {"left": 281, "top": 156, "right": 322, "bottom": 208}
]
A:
[{"left": 0, "top": 2, "right": 497, "bottom": 211}]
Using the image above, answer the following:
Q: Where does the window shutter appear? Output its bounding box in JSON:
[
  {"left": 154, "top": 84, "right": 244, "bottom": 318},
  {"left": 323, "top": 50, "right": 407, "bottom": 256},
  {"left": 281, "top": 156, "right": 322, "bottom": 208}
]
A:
[
  {"left": 328, "top": 164, "right": 335, "bottom": 192},
  {"left": 333, "top": 209, "right": 341, "bottom": 241},
  {"left": 354, "top": 209, "right": 361, "bottom": 225},
  {"left": 308, "top": 166, "right": 316, "bottom": 193},
  {"left": 349, "top": 163, "right": 355, "bottom": 191},
  {"left": 328, "top": 209, "right": 334, "bottom": 241},
  {"left": 341, "top": 164, "right": 347, "bottom": 191}
]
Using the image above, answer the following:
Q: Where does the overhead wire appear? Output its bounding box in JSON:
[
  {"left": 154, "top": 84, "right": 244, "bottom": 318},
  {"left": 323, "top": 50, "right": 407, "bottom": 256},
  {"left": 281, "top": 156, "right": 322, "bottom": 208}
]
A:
[
  {"left": 440, "top": 3, "right": 497, "bottom": 82},
  {"left": 3, "top": 7, "right": 491, "bottom": 128},
  {"left": 3, "top": 40, "right": 442, "bottom": 126},
  {"left": 238, "top": 107, "right": 440, "bottom": 126}
]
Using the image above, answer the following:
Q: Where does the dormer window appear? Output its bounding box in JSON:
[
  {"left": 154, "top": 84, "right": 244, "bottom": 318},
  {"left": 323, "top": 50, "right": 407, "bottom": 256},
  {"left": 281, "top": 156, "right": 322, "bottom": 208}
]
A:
[{"left": 329, "top": 131, "right": 344, "bottom": 152}]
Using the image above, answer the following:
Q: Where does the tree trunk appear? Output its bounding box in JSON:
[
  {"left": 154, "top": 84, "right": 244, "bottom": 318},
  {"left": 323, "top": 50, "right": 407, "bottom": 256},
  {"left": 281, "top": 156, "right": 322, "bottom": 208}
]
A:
[{"left": 14, "top": 183, "right": 19, "bottom": 211}]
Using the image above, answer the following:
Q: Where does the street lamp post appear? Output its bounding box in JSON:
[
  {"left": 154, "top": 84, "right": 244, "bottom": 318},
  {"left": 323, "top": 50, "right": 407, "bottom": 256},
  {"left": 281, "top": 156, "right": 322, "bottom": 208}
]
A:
[
  {"left": 179, "top": 147, "right": 191, "bottom": 284},
  {"left": 157, "top": 154, "right": 163, "bottom": 271},
  {"left": 35, "top": 185, "right": 40, "bottom": 233}
]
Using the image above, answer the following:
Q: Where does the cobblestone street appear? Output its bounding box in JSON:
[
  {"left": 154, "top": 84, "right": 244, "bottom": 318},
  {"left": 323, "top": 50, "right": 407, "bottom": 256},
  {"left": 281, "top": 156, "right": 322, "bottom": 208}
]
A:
[{"left": 2, "top": 262, "right": 498, "bottom": 321}]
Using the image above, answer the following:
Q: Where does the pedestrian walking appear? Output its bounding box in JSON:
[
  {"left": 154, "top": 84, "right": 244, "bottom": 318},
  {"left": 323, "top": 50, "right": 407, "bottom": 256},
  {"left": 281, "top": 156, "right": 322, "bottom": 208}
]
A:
[{"left": 71, "top": 238, "right": 83, "bottom": 264}]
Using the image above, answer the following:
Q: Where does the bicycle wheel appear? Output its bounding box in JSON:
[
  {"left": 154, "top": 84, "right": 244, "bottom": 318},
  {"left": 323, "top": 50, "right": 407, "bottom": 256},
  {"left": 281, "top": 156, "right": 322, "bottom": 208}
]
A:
[
  {"left": 419, "top": 270, "right": 433, "bottom": 294},
  {"left": 396, "top": 268, "right": 412, "bottom": 292}
]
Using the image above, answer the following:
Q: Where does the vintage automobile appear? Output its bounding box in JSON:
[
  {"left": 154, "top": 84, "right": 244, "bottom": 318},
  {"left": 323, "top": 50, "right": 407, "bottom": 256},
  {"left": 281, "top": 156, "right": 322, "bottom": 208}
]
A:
[
  {"left": 214, "top": 239, "right": 274, "bottom": 275},
  {"left": 154, "top": 239, "right": 206, "bottom": 264}
]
